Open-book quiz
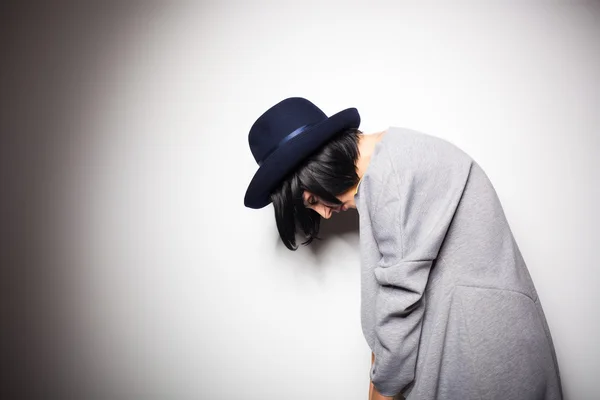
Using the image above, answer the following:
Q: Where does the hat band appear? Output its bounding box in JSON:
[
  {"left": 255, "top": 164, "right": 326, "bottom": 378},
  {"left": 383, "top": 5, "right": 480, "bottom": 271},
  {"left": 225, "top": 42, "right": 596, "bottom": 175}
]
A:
[{"left": 258, "top": 123, "right": 314, "bottom": 166}]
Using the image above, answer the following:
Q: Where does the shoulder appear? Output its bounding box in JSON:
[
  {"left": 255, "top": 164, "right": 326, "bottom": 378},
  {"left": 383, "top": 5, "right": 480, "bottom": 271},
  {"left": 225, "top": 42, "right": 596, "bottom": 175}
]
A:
[
  {"left": 358, "top": 127, "right": 474, "bottom": 216},
  {"left": 365, "top": 127, "right": 474, "bottom": 218},
  {"left": 382, "top": 127, "right": 474, "bottom": 170}
]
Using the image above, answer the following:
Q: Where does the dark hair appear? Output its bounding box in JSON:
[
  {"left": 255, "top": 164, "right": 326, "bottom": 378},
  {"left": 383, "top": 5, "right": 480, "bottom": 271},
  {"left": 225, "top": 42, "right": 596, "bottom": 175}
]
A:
[{"left": 270, "top": 127, "right": 363, "bottom": 250}]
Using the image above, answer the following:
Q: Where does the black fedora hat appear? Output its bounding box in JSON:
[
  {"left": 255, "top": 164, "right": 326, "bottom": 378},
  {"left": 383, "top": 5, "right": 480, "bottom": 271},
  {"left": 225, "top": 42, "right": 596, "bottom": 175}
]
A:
[{"left": 244, "top": 97, "right": 361, "bottom": 209}]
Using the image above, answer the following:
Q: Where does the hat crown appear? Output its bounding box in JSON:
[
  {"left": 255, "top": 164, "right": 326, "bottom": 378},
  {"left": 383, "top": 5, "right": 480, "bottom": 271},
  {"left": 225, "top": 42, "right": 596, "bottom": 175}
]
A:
[{"left": 248, "top": 97, "right": 327, "bottom": 165}]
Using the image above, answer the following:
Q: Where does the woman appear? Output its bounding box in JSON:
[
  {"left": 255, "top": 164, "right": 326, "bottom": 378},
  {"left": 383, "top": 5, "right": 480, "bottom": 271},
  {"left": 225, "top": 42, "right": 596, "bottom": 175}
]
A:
[{"left": 244, "top": 97, "right": 563, "bottom": 400}]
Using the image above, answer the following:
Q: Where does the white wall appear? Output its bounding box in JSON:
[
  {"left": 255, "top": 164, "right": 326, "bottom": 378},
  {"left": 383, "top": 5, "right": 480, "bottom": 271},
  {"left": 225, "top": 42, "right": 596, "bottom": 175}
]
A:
[{"left": 4, "top": 1, "right": 598, "bottom": 399}]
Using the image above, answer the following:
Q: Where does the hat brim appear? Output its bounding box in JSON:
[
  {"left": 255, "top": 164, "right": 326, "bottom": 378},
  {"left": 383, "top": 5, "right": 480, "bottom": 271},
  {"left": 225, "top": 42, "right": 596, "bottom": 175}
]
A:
[{"left": 244, "top": 107, "right": 360, "bottom": 209}]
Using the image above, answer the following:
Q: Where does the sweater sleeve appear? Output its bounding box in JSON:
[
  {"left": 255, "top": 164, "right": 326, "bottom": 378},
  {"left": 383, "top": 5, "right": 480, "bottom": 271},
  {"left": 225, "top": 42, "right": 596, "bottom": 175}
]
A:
[{"left": 369, "top": 138, "right": 473, "bottom": 397}]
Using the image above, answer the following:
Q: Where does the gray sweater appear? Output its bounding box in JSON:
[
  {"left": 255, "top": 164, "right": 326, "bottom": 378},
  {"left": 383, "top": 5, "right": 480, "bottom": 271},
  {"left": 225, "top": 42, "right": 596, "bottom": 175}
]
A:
[{"left": 354, "top": 127, "right": 563, "bottom": 399}]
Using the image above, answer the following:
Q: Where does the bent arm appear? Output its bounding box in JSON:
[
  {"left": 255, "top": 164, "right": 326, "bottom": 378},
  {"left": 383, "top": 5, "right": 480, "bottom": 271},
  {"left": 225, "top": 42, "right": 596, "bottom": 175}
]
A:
[{"left": 370, "top": 352, "right": 402, "bottom": 400}]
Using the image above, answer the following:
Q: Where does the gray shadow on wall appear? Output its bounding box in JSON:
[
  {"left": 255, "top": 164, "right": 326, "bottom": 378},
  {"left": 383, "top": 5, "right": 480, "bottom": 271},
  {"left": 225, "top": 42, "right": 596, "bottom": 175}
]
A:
[
  {"left": 274, "top": 207, "right": 361, "bottom": 257},
  {"left": 0, "top": 3, "right": 174, "bottom": 400}
]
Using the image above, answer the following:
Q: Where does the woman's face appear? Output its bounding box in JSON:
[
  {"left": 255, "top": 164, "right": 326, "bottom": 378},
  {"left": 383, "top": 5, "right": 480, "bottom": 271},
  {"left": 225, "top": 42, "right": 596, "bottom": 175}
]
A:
[{"left": 302, "top": 188, "right": 356, "bottom": 219}]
